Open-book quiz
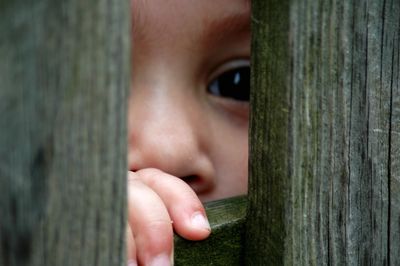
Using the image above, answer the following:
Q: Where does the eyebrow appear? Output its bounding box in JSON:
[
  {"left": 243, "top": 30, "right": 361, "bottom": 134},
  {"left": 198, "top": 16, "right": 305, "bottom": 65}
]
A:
[{"left": 201, "top": 5, "right": 251, "bottom": 46}]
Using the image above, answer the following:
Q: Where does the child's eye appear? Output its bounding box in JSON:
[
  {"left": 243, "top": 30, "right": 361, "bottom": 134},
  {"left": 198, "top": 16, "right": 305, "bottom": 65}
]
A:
[{"left": 207, "top": 66, "right": 250, "bottom": 102}]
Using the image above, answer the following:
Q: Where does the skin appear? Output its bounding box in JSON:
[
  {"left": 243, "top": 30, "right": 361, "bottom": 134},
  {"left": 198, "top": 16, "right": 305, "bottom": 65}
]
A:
[{"left": 127, "top": 0, "right": 250, "bottom": 265}]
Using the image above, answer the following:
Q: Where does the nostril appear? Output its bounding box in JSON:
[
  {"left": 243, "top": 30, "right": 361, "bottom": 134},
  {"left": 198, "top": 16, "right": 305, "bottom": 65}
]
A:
[
  {"left": 181, "top": 175, "right": 213, "bottom": 194},
  {"left": 182, "top": 175, "right": 198, "bottom": 183},
  {"left": 129, "top": 166, "right": 139, "bottom": 172}
]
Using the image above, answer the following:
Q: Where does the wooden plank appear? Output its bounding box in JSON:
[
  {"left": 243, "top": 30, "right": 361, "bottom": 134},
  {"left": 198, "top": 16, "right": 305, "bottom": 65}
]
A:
[
  {"left": 174, "top": 196, "right": 247, "bottom": 266},
  {"left": 0, "top": 0, "right": 130, "bottom": 265},
  {"left": 247, "top": 0, "right": 400, "bottom": 265},
  {"left": 388, "top": 0, "right": 400, "bottom": 262},
  {"left": 245, "top": 0, "right": 290, "bottom": 264}
]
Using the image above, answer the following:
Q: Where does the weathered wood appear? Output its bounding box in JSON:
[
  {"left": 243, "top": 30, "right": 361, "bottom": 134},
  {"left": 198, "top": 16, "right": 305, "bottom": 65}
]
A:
[
  {"left": 245, "top": 0, "right": 290, "bottom": 264},
  {"left": 247, "top": 0, "right": 400, "bottom": 265},
  {"left": 174, "top": 196, "right": 247, "bottom": 266},
  {"left": 0, "top": 0, "right": 130, "bottom": 265}
]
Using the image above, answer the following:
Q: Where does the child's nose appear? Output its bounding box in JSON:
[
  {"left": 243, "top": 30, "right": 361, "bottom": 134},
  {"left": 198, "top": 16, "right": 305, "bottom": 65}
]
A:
[{"left": 128, "top": 92, "right": 216, "bottom": 194}]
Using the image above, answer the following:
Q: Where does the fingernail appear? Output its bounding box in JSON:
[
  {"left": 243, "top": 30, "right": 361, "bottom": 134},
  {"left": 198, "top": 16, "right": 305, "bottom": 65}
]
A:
[
  {"left": 127, "top": 260, "right": 137, "bottom": 266},
  {"left": 149, "top": 253, "right": 171, "bottom": 266},
  {"left": 191, "top": 212, "right": 211, "bottom": 231}
]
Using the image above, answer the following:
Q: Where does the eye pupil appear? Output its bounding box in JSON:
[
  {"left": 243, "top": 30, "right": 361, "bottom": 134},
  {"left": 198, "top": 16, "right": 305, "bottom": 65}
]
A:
[{"left": 208, "top": 66, "right": 250, "bottom": 102}]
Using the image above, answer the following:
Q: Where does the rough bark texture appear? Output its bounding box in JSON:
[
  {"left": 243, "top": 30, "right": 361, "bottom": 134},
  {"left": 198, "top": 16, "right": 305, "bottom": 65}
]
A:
[
  {"left": 0, "top": 0, "right": 130, "bottom": 265},
  {"left": 247, "top": 0, "right": 400, "bottom": 265}
]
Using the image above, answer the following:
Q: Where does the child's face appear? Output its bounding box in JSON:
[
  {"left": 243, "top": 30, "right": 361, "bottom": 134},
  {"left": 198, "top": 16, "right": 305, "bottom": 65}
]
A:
[{"left": 128, "top": 0, "right": 250, "bottom": 202}]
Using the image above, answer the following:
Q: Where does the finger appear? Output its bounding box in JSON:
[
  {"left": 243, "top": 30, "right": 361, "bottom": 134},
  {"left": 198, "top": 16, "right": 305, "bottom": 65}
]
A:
[
  {"left": 126, "top": 225, "right": 137, "bottom": 266},
  {"left": 127, "top": 172, "right": 174, "bottom": 266},
  {"left": 135, "top": 168, "right": 211, "bottom": 241}
]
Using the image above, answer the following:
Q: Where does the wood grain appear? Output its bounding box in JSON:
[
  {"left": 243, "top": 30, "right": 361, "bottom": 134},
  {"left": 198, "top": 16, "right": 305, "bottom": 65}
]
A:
[
  {"left": 0, "top": 0, "right": 130, "bottom": 265},
  {"left": 247, "top": 0, "right": 400, "bottom": 265},
  {"left": 245, "top": 0, "right": 290, "bottom": 264}
]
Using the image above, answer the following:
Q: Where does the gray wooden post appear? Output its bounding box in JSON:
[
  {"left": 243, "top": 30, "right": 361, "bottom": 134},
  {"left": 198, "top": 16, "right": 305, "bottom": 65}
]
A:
[
  {"left": 246, "top": 0, "right": 400, "bottom": 265},
  {"left": 0, "top": 0, "right": 130, "bottom": 265}
]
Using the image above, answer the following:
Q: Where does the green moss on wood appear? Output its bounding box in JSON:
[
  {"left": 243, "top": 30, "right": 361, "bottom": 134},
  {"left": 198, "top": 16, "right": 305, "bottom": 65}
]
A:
[{"left": 174, "top": 196, "right": 247, "bottom": 266}]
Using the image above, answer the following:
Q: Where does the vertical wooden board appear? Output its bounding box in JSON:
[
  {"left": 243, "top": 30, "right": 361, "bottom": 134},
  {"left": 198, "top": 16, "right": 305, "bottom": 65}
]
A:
[
  {"left": 286, "top": 0, "right": 399, "bottom": 265},
  {"left": 347, "top": 1, "right": 389, "bottom": 264},
  {"left": 367, "top": 1, "right": 400, "bottom": 265},
  {"left": 245, "top": 0, "right": 290, "bottom": 265},
  {"left": 248, "top": 0, "right": 399, "bottom": 265},
  {"left": 0, "top": 0, "right": 130, "bottom": 265},
  {"left": 390, "top": 69, "right": 400, "bottom": 265},
  {"left": 387, "top": 0, "right": 400, "bottom": 264}
]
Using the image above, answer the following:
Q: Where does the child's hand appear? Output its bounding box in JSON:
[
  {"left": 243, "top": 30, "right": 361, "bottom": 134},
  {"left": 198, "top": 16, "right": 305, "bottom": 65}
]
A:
[{"left": 126, "top": 169, "right": 211, "bottom": 266}]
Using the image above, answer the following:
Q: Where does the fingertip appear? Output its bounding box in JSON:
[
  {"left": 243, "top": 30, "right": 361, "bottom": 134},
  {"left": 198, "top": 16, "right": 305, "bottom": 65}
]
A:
[
  {"left": 148, "top": 253, "right": 172, "bottom": 266},
  {"left": 173, "top": 210, "right": 211, "bottom": 241},
  {"left": 190, "top": 211, "right": 211, "bottom": 233},
  {"left": 187, "top": 211, "right": 212, "bottom": 240},
  {"left": 127, "top": 260, "right": 138, "bottom": 266}
]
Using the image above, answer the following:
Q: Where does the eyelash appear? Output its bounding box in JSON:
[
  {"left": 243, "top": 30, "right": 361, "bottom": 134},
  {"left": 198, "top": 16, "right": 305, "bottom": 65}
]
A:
[{"left": 207, "top": 66, "right": 250, "bottom": 102}]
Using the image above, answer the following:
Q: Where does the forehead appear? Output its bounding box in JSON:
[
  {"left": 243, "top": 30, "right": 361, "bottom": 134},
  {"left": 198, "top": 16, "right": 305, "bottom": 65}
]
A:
[{"left": 132, "top": 0, "right": 250, "bottom": 43}]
